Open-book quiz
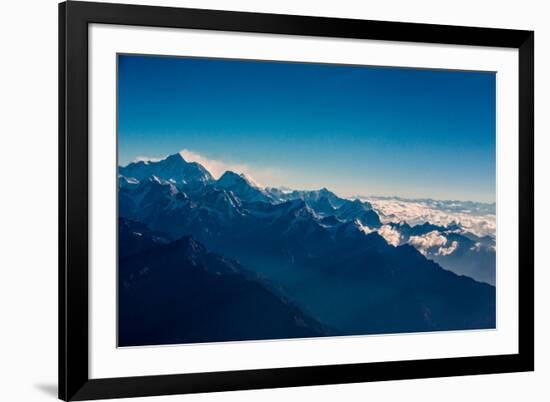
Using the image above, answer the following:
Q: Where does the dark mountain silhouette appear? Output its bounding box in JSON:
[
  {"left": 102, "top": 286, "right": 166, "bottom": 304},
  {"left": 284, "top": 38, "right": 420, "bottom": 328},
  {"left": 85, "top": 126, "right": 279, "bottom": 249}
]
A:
[
  {"left": 305, "top": 196, "right": 336, "bottom": 216},
  {"left": 334, "top": 198, "right": 381, "bottom": 228},
  {"left": 118, "top": 217, "right": 170, "bottom": 258},
  {"left": 290, "top": 241, "right": 495, "bottom": 334},
  {"left": 118, "top": 218, "right": 326, "bottom": 346}
]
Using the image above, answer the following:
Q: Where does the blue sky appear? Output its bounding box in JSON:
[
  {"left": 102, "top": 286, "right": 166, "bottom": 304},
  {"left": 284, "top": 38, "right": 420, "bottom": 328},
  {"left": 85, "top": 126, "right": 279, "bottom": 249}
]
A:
[{"left": 118, "top": 54, "right": 496, "bottom": 203}]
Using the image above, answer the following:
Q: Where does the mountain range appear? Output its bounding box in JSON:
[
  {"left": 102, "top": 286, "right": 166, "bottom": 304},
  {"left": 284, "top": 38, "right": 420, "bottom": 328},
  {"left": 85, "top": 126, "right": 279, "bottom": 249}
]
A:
[
  {"left": 119, "top": 217, "right": 326, "bottom": 346},
  {"left": 117, "top": 152, "right": 496, "bottom": 346}
]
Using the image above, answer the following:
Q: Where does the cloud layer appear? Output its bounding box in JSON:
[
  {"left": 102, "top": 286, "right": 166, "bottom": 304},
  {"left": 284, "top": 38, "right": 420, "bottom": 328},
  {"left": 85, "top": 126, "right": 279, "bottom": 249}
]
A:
[
  {"left": 409, "top": 231, "right": 447, "bottom": 255},
  {"left": 179, "top": 149, "right": 248, "bottom": 180},
  {"left": 438, "top": 241, "right": 458, "bottom": 256},
  {"left": 180, "top": 149, "right": 287, "bottom": 187},
  {"left": 364, "top": 197, "right": 496, "bottom": 237},
  {"left": 378, "top": 225, "right": 401, "bottom": 246}
]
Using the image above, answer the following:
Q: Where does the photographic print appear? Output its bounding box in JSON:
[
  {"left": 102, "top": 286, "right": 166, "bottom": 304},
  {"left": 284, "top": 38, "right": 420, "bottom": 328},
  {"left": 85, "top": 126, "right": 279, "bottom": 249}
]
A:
[{"left": 117, "top": 54, "right": 496, "bottom": 347}]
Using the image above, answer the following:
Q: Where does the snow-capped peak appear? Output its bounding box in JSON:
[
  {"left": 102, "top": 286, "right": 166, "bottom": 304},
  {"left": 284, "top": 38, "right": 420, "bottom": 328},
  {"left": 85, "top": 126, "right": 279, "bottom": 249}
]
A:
[{"left": 217, "top": 171, "right": 258, "bottom": 188}]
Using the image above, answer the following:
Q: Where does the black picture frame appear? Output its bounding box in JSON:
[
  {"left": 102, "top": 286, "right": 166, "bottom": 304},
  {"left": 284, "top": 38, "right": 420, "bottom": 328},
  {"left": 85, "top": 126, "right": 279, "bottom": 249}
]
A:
[{"left": 59, "top": 1, "right": 534, "bottom": 400}]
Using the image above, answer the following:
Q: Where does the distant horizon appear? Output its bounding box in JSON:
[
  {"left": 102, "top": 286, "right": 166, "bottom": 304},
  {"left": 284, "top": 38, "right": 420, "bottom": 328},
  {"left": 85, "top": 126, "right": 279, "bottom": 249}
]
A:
[
  {"left": 119, "top": 149, "right": 496, "bottom": 205},
  {"left": 118, "top": 54, "right": 496, "bottom": 203}
]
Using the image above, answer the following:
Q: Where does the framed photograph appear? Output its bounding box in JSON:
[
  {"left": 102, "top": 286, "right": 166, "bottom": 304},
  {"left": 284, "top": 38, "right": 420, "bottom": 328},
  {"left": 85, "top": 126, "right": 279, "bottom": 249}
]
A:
[{"left": 59, "top": 1, "right": 534, "bottom": 400}]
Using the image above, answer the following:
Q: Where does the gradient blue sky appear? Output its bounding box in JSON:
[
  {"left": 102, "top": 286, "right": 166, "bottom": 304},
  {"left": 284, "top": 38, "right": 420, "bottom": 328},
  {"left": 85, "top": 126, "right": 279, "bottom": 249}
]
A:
[{"left": 118, "top": 54, "right": 496, "bottom": 203}]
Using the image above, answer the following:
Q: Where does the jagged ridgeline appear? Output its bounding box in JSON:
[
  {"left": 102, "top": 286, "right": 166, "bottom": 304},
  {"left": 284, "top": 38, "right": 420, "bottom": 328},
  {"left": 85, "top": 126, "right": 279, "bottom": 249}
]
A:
[{"left": 118, "top": 153, "right": 496, "bottom": 346}]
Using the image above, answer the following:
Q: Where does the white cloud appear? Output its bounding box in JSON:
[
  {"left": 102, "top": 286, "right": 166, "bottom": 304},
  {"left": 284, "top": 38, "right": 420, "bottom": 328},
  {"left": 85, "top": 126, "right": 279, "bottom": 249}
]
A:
[
  {"left": 377, "top": 225, "right": 401, "bottom": 246},
  {"left": 438, "top": 240, "right": 459, "bottom": 256},
  {"left": 179, "top": 149, "right": 285, "bottom": 188},
  {"left": 408, "top": 231, "right": 448, "bottom": 255},
  {"left": 364, "top": 198, "right": 496, "bottom": 237},
  {"left": 179, "top": 149, "right": 248, "bottom": 180}
]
